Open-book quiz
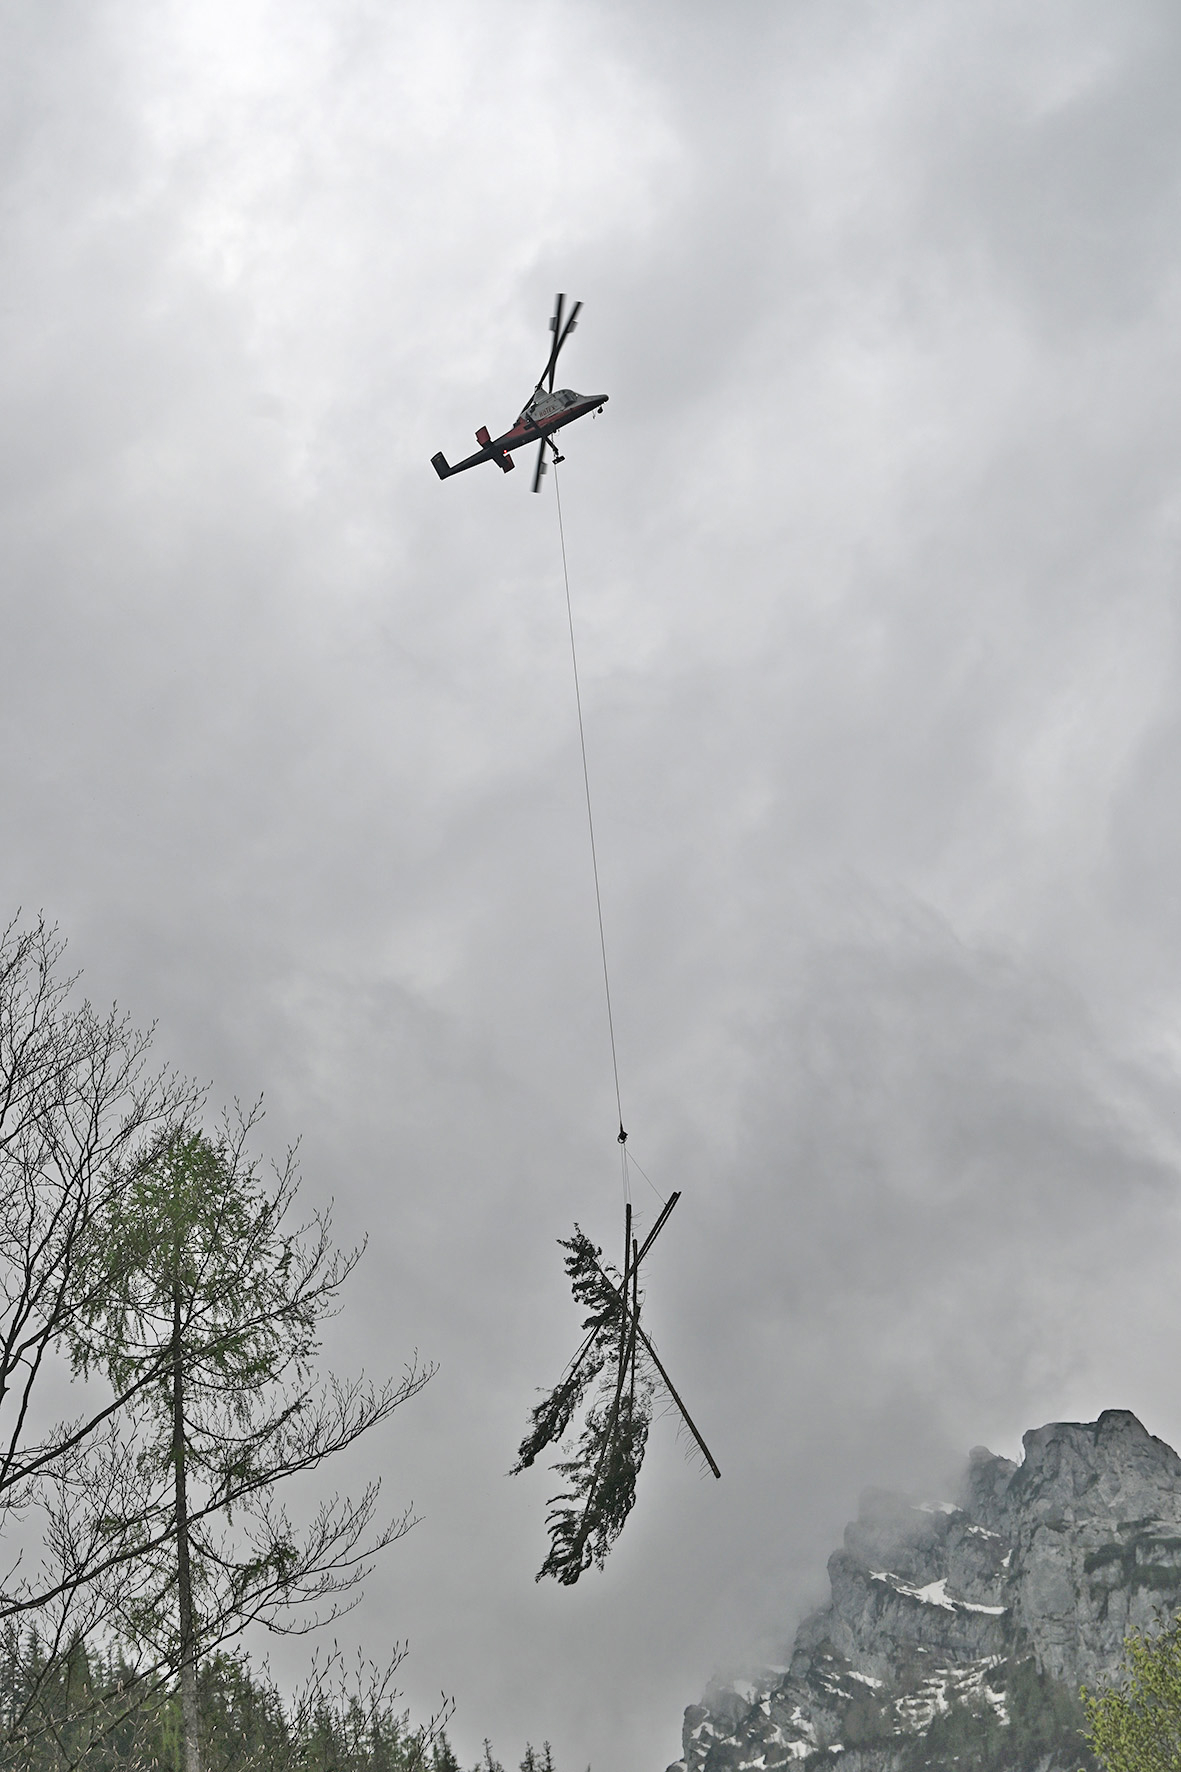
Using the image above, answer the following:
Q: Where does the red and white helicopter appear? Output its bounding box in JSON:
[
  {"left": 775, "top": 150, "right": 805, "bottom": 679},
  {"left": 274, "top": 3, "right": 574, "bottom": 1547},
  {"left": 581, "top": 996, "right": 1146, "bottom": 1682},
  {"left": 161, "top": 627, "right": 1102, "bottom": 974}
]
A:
[{"left": 431, "top": 295, "right": 607, "bottom": 493}]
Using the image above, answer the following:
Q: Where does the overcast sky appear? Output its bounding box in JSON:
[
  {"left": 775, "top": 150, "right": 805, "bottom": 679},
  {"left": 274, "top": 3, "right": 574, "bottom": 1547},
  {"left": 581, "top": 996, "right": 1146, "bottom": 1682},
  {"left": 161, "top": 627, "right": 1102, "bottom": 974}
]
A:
[{"left": 5, "top": 2, "right": 1181, "bottom": 1767}]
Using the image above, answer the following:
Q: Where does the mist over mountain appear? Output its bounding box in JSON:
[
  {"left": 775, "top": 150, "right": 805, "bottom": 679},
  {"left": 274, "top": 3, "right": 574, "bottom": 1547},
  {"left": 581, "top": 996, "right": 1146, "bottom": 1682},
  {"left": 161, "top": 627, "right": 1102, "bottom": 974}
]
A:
[{"left": 672, "top": 1411, "right": 1181, "bottom": 1772}]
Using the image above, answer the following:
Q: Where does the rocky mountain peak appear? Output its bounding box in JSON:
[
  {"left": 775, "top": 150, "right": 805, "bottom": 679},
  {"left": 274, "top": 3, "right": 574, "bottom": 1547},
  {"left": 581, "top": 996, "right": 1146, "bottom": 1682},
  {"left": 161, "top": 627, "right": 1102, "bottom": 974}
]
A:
[
  {"left": 671, "top": 1412, "right": 1181, "bottom": 1772},
  {"left": 1011, "top": 1411, "right": 1181, "bottom": 1524}
]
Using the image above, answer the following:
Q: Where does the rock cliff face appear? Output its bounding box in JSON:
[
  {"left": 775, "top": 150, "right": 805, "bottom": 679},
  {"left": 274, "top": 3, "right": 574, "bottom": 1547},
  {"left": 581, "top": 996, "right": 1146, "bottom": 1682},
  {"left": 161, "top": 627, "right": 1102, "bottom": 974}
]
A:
[{"left": 672, "top": 1412, "right": 1181, "bottom": 1772}]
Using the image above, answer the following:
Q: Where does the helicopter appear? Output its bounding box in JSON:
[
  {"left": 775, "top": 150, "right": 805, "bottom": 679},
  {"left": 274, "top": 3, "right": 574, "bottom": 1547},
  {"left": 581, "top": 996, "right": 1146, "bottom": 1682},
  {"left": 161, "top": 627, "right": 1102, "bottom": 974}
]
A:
[{"left": 431, "top": 294, "right": 607, "bottom": 493}]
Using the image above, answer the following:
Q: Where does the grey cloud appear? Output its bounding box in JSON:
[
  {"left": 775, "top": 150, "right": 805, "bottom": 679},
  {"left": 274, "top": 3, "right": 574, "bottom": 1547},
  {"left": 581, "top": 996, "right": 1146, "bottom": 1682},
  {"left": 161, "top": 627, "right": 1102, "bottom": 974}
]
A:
[{"left": 4, "top": 4, "right": 1181, "bottom": 1770}]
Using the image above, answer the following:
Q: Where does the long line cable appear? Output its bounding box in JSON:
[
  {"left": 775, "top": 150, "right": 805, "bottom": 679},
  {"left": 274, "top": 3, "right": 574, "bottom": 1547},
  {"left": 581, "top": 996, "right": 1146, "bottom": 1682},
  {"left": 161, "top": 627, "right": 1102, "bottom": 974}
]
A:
[{"left": 552, "top": 464, "right": 627, "bottom": 1160}]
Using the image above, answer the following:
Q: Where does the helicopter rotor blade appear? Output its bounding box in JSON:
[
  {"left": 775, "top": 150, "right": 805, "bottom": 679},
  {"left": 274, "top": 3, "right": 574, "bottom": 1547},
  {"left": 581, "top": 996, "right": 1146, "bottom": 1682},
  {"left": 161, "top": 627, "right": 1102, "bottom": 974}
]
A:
[
  {"left": 537, "top": 294, "right": 582, "bottom": 394},
  {"left": 536, "top": 293, "right": 565, "bottom": 394},
  {"left": 548, "top": 297, "right": 582, "bottom": 392},
  {"left": 531, "top": 438, "right": 548, "bottom": 493}
]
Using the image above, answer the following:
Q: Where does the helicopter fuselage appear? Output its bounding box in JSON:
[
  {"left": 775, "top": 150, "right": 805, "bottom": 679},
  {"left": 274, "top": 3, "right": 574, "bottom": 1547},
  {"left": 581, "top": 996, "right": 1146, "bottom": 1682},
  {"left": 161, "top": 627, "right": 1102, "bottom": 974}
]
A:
[{"left": 432, "top": 388, "right": 608, "bottom": 480}]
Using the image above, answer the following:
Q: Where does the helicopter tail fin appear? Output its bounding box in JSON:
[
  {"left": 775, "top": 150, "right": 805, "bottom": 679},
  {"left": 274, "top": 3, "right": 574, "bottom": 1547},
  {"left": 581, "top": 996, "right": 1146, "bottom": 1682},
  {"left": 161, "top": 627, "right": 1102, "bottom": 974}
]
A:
[{"left": 431, "top": 452, "right": 451, "bottom": 479}]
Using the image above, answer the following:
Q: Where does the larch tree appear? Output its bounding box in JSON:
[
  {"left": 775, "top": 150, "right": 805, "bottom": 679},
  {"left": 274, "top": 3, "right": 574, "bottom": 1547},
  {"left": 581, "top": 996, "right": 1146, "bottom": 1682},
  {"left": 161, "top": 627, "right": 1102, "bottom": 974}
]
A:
[{"left": 69, "top": 1115, "right": 432, "bottom": 1772}]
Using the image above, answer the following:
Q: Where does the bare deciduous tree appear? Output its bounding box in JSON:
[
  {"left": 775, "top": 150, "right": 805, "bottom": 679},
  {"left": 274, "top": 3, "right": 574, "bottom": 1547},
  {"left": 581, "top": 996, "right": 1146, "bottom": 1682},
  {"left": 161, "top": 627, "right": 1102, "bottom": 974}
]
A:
[{"left": 0, "top": 914, "right": 199, "bottom": 1594}]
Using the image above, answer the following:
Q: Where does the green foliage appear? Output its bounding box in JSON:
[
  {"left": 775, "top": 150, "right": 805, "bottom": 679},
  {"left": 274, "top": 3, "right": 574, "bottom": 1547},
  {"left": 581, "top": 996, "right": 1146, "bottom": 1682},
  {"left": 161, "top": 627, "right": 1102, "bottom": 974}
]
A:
[
  {"left": 513, "top": 1227, "right": 653, "bottom": 1587},
  {"left": 514, "top": 1194, "right": 713, "bottom": 1588},
  {"left": 1084, "top": 1611, "right": 1181, "bottom": 1772},
  {"left": 467, "top": 1739, "right": 557, "bottom": 1772},
  {"left": 430, "top": 1736, "right": 461, "bottom": 1772},
  {"left": 59, "top": 1116, "right": 430, "bottom": 1772},
  {"left": 0, "top": 1628, "right": 476, "bottom": 1772},
  {"left": 513, "top": 1230, "right": 620, "bottom": 1476},
  {"left": 0, "top": 1629, "right": 148, "bottom": 1770},
  {"left": 69, "top": 1118, "right": 428, "bottom": 1663},
  {"left": 72, "top": 1121, "right": 330, "bottom": 1497}
]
